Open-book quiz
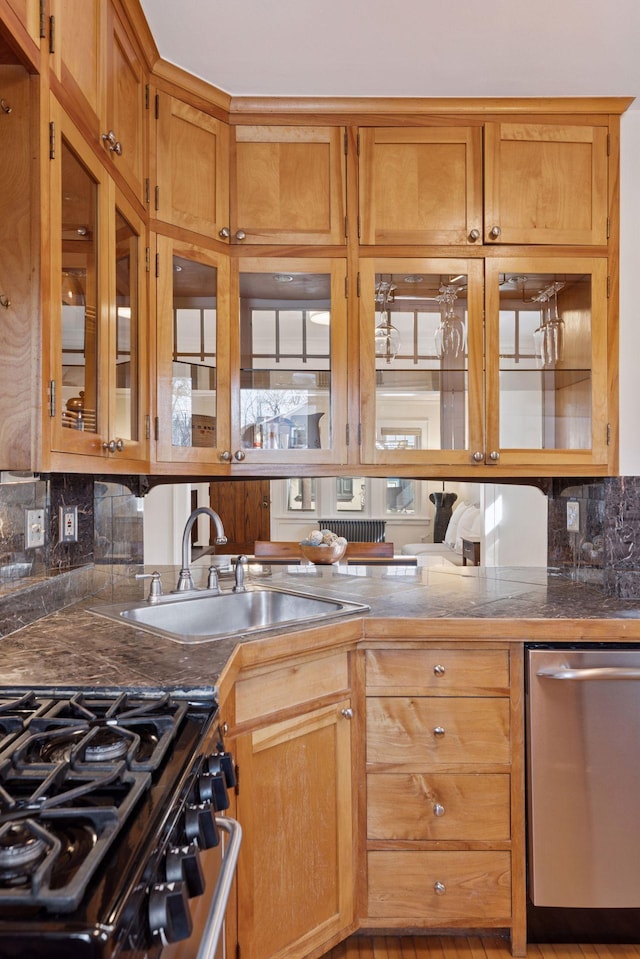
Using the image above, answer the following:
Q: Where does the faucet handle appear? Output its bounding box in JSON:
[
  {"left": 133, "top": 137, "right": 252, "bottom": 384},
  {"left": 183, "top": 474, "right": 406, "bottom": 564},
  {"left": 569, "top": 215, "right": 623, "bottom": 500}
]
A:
[
  {"left": 233, "top": 555, "right": 248, "bottom": 592},
  {"left": 135, "top": 570, "right": 163, "bottom": 603},
  {"left": 174, "top": 568, "right": 196, "bottom": 592},
  {"left": 214, "top": 535, "right": 228, "bottom": 546},
  {"left": 207, "top": 565, "right": 220, "bottom": 592}
]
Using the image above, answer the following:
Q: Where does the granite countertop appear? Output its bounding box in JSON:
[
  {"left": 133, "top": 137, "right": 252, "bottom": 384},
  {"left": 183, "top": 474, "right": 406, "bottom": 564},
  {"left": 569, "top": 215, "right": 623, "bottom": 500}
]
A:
[{"left": 0, "top": 559, "right": 638, "bottom": 694}]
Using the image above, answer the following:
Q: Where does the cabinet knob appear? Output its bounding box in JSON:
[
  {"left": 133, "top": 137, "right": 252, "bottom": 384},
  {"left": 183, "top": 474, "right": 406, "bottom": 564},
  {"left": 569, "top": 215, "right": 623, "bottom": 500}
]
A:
[
  {"left": 102, "top": 130, "right": 122, "bottom": 156},
  {"left": 233, "top": 450, "right": 246, "bottom": 461},
  {"left": 115, "top": 438, "right": 124, "bottom": 452},
  {"left": 0, "top": 294, "right": 10, "bottom": 309},
  {"left": 489, "top": 225, "right": 501, "bottom": 239},
  {"left": 103, "top": 438, "right": 124, "bottom": 453},
  {"left": 234, "top": 230, "right": 246, "bottom": 241},
  {"left": 433, "top": 803, "right": 446, "bottom": 817},
  {"left": 433, "top": 664, "right": 446, "bottom": 676},
  {"left": 433, "top": 726, "right": 445, "bottom": 738},
  {"left": 341, "top": 707, "right": 353, "bottom": 719},
  {"left": 218, "top": 227, "right": 231, "bottom": 239},
  {"left": 219, "top": 450, "right": 231, "bottom": 461},
  {"left": 489, "top": 450, "right": 500, "bottom": 461},
  {"left": 434, "top": 881, "right": 447, "bottom": 895},
  {"left": 472, "top": 451, "right": 484, "bottom": 463},
  {"left": 468, "top": 228, "right": 480, "bottom": 241}
]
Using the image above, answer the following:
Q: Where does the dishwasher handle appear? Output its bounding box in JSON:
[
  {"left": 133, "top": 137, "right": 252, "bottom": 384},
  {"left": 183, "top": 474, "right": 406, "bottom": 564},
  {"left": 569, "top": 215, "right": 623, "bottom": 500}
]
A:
[
  {"left": 537, "top": 666, "right": 640, "bottom": 681},
  {"left": 196, "top": 816, "right": 242, "bottom": 959}
]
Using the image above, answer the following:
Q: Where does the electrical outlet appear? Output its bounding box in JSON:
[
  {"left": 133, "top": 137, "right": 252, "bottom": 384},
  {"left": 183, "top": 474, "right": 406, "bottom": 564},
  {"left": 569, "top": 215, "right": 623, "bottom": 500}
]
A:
[
  {"left": 25, "top": 508, "right": 45, "bottom": 549},
  {"left": 566, "top": 500, "right": 580, "bottom": 533},
  {"left": 59, "top": 505, "right": 78, "bottom": 544}
]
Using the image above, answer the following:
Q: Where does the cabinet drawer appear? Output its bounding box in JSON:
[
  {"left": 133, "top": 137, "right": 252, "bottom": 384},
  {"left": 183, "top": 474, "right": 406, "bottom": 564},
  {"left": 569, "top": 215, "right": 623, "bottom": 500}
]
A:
[
  {"left": 367, "top": 850, "right": 511, "bottom": 921},
  {"left": 367, "top": 697, "right": 510, "bottom": 765},
  {"left": 365, "top": 649, "right": 509, "bottom": 695},
  {"left": 235, "top": 651, "right": 349, "bottom": 723},
  {"left": 367, "top": 772, "right": 511, "bottom": 841}
]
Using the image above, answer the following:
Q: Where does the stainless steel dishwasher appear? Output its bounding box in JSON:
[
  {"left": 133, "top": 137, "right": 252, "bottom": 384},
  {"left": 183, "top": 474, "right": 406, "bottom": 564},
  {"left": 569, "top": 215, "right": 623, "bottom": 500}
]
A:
[{"left": 527, "top": 646, "right": 640, "bottom": 909}]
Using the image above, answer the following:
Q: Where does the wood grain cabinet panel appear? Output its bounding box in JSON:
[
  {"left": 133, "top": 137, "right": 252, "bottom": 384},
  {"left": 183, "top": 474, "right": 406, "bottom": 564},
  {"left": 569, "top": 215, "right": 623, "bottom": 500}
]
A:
[
  {"left": 104, "top": 2, "right": 146, "bottom": 203},
  {"left": 232, "top": 125, "right": 346, "bottom": 245},
  {"left": 366, "top": 696, "right": 510, "bottom": 766},
  {"left": 367, "top": 850, "right": 512, "bottom": 921},
  {"left": 367, "top": 772, "right": 511, "bottom": 841},
  {"left": 365, "top": 648, "right": 510, "bottom": 695}
]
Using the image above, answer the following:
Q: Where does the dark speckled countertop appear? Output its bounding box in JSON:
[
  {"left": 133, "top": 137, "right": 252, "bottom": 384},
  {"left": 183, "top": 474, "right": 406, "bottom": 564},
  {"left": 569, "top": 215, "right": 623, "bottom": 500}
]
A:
[{"left": 0, "top": 559, "right": 638, "bottom": 695}]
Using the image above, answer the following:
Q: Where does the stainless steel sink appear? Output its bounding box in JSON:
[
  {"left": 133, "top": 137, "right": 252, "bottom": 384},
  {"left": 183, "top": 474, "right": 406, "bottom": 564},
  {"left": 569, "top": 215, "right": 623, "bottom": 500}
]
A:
[{"left": 90, "top": 584, "right": 369, "bottom": 644}]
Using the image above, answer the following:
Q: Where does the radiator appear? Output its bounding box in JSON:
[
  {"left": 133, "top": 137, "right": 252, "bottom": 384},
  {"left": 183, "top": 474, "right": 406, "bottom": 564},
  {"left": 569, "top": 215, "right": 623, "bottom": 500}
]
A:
[{"left": 318, "top": 519, "right": 387, "bottom": 542}]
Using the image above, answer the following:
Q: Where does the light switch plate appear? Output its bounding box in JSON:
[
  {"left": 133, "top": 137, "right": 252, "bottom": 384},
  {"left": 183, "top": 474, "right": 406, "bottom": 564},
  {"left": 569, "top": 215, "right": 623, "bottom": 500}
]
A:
[
  {"left": 566, "top": 500, "right": 580, "bottom": 533},
  {"left": 25, "top": 508, "right": 45, "bottom": 548}
]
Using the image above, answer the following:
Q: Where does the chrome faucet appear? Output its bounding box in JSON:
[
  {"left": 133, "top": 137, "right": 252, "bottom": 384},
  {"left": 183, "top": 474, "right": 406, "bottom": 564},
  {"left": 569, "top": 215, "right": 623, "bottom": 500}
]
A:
[{"left": 174, "top": 507, "right": 228, "bottom": 592}]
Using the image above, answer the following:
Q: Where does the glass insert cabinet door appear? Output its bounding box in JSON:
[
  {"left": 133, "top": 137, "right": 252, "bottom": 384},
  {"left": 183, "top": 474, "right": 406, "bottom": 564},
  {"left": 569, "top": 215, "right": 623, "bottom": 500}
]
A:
[
  {"left": 358, "top": 259, "right": 484, "bottom": 465},
  {"left": 155, "top": 238, "right": 231, "bottom": 467},
  {"left": 231, "top": 258, "right": 348, "bottom": 465},
  {"left": 485, "top": 257, "right": 609, "bottom": 469}
]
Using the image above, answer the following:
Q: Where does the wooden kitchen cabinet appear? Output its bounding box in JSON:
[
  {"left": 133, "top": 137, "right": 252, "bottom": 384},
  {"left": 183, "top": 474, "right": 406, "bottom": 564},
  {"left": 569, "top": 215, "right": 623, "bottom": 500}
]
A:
[
  {"left": 230, "top": 649, "right": 355, "bottom": 959},
  {"left": 230, "top": 124, "right": 347, "bottom": 245},
  {"left": 2, "top": 0, "right": 41, "bottom": 51},
  {"left": 363, "top": 644, "right": 525, "bottom": 956},
  {"left": 47, "top": 98, "right": 149, "bottom": 470},
  {"left": 359, "top": 117, "right": 609, "bottom": 248},
  {"left": 154, "top": 90, "right": 229, "bottom": 239}
]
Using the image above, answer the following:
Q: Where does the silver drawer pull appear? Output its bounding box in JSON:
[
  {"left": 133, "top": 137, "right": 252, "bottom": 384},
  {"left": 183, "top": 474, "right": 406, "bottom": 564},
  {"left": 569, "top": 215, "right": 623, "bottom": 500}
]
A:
[
  {"left": 433, "top": 803, "right": 445, "bottom": 817},
  {"left": 433, "top": 664, "right": 446, "bottom": 676},
  {"left": 433, "top": 726, "right": 445, "bottom": 737},
  {"left": 434, "top": 881, "right": 446, "bottom": 895}
]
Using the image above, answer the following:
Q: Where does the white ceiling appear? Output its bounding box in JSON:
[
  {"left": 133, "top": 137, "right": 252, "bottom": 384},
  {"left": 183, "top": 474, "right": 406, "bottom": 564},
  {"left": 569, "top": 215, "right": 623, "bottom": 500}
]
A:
[{"left": 139, "top": 0, "right": 639, "bottom": 108}]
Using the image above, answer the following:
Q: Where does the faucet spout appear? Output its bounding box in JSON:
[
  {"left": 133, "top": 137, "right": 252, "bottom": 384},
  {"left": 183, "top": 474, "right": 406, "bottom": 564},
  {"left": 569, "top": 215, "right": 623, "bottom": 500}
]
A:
[{"left": 175, "top": 507, "right": 228, "bottom": 592}]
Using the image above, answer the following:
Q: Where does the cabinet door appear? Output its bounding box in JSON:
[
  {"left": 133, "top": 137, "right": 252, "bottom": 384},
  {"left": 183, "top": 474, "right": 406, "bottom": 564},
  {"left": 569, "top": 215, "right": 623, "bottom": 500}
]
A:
[
  {"left": 50, "top": 0, "right": 104, "bottom": 125},
  {"left": 154, "top": 235, "right": 232, "bottom": 469},
  {"left": 235, "top": 700, "right": 354, "bottom": 959},
  {"left": 155, "top": 92, "right": 229, "bottom": 239},
  {"left": 103, "top": 1, "right": 146, "bottom": 202},
  {"left": 484, "top": 121, "right": 608, "bottom": 245},
  {"left": 484, "top": 257, "right": 610, "bottom": 469},
  {"left": 232, "top": 125, "right": 346, "bottom": 245},
  {"left": 358, "top": 258, "right": 484, "bottom": 467},
  {"left": 231, "top": 257, "right": 349, "bottom": 466},
  {"left": 5, "top": 0, "right": 41, "bottom": 49},
  {"left": 359, "top": 126, "right": 482, "bottom": 245}
]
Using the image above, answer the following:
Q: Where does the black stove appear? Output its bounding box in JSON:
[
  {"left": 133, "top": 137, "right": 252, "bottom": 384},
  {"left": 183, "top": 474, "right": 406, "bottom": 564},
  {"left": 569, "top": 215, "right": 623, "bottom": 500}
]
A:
[{"left": 0, "top": 686, "right": 231, "bottom": 958}]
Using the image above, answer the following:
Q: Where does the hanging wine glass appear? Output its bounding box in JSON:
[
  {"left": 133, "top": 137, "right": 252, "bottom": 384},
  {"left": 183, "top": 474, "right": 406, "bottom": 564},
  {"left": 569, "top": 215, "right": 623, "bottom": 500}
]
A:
[
  {"left": 434, "top": 285, "right": 466, "bottom": 359},
  {"left": 374, "top": 280, "right": 401, "bottom": 362},
  {"left": 533, "top": 294, "right": 549, "bottom": 368},
  {"left": 548, "top": 286, "right": 565, "bottom": 364}
]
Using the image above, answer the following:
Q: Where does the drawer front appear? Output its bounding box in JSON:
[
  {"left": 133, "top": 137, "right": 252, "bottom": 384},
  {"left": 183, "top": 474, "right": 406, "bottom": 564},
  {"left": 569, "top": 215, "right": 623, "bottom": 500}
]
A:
[
  {"left": 365, "top": 649, "right": 509, "bottom": 695},
  {"left": 367, "top": 772, "right": 511, "bottom": 840},
  {"left": 367, "top": 697, "right": 510, "bottom": 765},
  {"left": 367, "top": 850, "right": 511, "bottom": 921},
  {"left": 235, "top": 651, "right": 349, "bottom": 723}
]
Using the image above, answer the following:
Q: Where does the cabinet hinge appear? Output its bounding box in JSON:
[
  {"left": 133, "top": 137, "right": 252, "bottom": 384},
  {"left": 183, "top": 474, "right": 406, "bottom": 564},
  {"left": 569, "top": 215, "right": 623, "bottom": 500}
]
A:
[
  {"left": 606, "top": 216, "right": 610, "bottom": 239},
  {"left": 346, "top": 423, "right": 349, "bottom": 446},
  {"left": 49, "top": 380, "right": 56, "bottom": 418},
  {"left": 48, "top": 14, "right": 55, "bottom": 54},
  {"left": 155, "top": 253, "right": 160, "bottom": 278},
  {"left": 145, "top": 247, "right": 150, "bottom": 272},
  {"left": 144, "top": 84, "right": 150, "bottom": 110},
  {"left": 144, "top": 178, "right": 150, "bottom": 205},
  {"left": 607, "top": 132, "right": 611, "bottom": 156},
  {"left": 344, "top": 215, "right": 348, "bottom": 240},
  {"left": 607, "top": 423, "right": 611, "bottom": 446},
  {"left": 356, "top": 132, "right": 360, "bottom": 156},
  {"left": 154, "top": 184, "right": 160, "bottom": 212},
  {"left": 356, "top": 272, "right": 361, "bottom": 297},
  {"left": 357, "top": 214, "right": 361, "bottom": 240},
  {"left": 607, "top": 275, "right": 611, "bottom": 298},
  {"left": 39, "top": 0, "right": 46, "bottom": 38},
  {"left": 154, "top": 416, "right": 159, "bottom": 441},
  {"left": 344, "top": 274, "right": 348, "bottom": 299},
  {"left": 234, "top": 763, "right": 239, "bottom": 796},
  {"left": 155, "top": 93, "right": 160, "bottom": 120},
  {"left": 343, "top": 130, "right": 348, "bottom": 155},
  {"left": 49, "top": 121, "right": 55, "bottom": 160},
  {"left": 145, "top": 414, "right": 151, "bottom": 440},
  {"left": 358, "top": 422, "right": 362, "bottom": 446}
]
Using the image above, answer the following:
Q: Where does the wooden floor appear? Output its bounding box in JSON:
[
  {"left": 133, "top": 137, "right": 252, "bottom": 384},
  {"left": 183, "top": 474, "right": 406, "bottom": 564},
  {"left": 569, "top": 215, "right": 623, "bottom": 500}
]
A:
[{"left": 322, "top": 936, "right": 640, "bottom": 959}]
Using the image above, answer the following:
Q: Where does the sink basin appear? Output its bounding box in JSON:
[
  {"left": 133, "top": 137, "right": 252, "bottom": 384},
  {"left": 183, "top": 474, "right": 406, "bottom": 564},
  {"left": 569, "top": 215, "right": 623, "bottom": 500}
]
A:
[{"left": 90, "top": 584, "right": 369, "bottom": 644}]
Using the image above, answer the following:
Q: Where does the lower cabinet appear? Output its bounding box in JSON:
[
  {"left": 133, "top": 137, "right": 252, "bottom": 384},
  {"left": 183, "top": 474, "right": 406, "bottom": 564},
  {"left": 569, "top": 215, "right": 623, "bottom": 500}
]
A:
[
  {"left": 363, "top": 644, "right": 525, "bottom": 956},
  {"left": 230, "top": 649, "right": 356, "bottom": 959}
]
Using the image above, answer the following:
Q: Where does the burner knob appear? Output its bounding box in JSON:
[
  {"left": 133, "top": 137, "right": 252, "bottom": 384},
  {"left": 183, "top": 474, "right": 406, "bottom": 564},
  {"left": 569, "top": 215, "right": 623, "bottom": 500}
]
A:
[
  {"left": 208, "top": 750, "right": 237, "bottom": 788},
  {"left": 184, "top": 802, "right": 219, "bottom": 849},
  {"left": 198, "top": 770, "right": 230, "bottom": 811},
  {"left": 165, "top": 842, "right": 205, "bottom": 897},
  {"left": 149, "top": 881, "right": 192, "bottom": 944}
]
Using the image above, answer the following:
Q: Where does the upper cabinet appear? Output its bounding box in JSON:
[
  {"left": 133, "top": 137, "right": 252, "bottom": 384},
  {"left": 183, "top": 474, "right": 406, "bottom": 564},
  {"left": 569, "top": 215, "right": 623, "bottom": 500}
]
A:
[
  {"left": 359, "top": 118, "right": 610, "bottom": 247},
  {"left": 50, "top": 0, "right": 147, "bottom": 205},
  {"left": 230, "top": 125, "right": 347, "bottom": 245},
  {"left": 154, "top": 91, "right": 229, "bottom": 239}
]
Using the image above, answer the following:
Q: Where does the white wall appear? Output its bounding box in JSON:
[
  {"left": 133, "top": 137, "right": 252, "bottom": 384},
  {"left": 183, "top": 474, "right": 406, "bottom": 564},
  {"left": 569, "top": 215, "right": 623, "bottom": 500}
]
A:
[
  {"left": 618, "top": 110, "right": 640, "bottom": 475},
  {"left": 142, "top": 483, "right": 191, "bottom": 565},
  {"left": 482, "top": 484, "right": 547, "bottom": 567}
]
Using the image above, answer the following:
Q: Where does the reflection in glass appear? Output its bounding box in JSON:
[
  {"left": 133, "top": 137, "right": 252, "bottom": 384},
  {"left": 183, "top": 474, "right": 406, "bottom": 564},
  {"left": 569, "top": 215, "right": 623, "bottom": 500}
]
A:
[
  {"left": 287, "top": 478, "right": 316, "bottom": 511},
  {"left": 373, "top": 273, "right": 469, "bottom": 452},
  {"left": 336, "top": 478, "right": 365, "bottom": 511},
  {"left": 498, "top": 272, "right": 591, "bottom": 449},
  {"left": 114, "top": 209, "right": 138, "bottom": 441},
  {"left": 61, "top": 139, "right": 98, "bottom": 432},
  {"left": 240, "top": 272, "right": 331, "bottom": 450},
  {"left": 171, "top": 257, "right": 217, "bottom": 448},
  {"left": 386, "top": 478, "right": 416, "bottom": 514}
]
